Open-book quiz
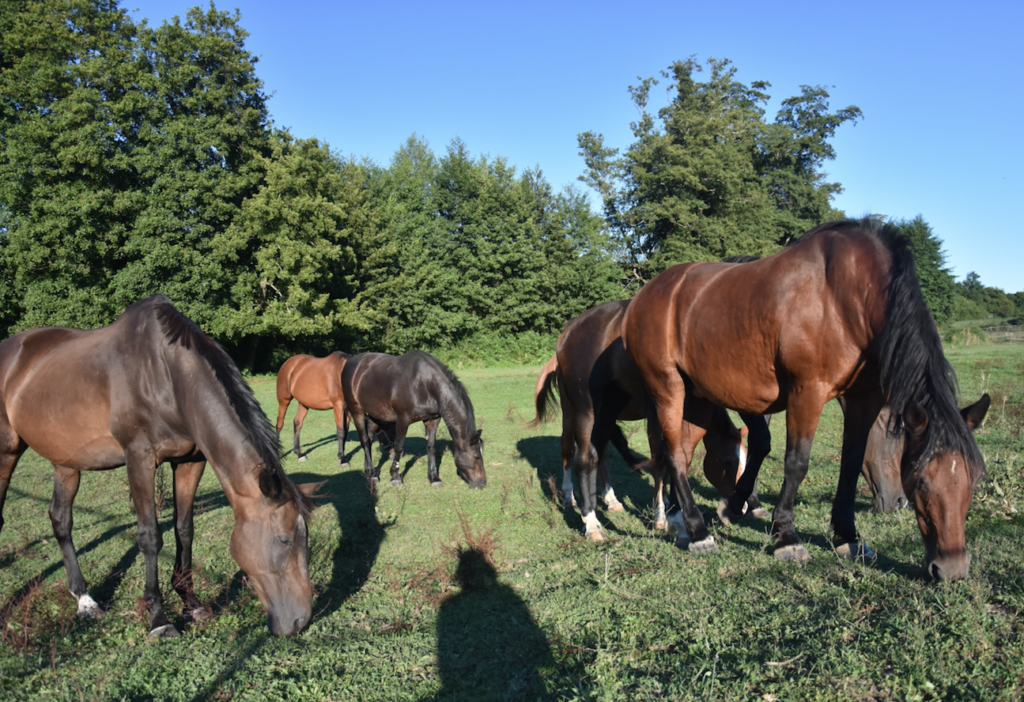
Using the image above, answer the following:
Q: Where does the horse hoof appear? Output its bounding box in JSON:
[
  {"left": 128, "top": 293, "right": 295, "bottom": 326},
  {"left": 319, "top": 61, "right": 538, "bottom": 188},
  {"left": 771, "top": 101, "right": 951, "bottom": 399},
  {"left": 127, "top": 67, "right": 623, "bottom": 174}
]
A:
[
  {"left": 606, "top": 500, "right": 625, "bottom": 513},
  {"left": 340, "top": 462, "right": 350, "bottom": 470},
  {"left": 75, "top": 594, "right": 103, "bottom": 619},
  {"left": 188, "top": 606, "right": 213, "bottom": 622},
  {"left": 390, "top": 478, "right": 403, "bottom": 486},
  {"left": 750, "top": 507, "right": 771, "bottom": 520},
  {"left": 430, "top": 480, "right": 445, "bottom": 488},
  {"left": 653, "top": 518, "right": 668, "bottom": 531},
  {"left": 688, "top": 536, "right": 718, "bottom": 554},
  {"left": 774, "top": 544, "right": 812, "bottom": 562},
  {"left": 147, "top": 624, "right": 181, "bottom": 639},
  {"left": 674, "top": 534, "right": 691, "bottom": 549},
  {"left": 716, "top": 499, "right": 744, "bottom": 526},
  {"left": 585, "top": 528, "right": 606, "bottom": 542},
  {"left": 297, "top": 455, "right": 307, "bottom": 462},
  {"left": 836, "top": 542, "right": 875, "bottom": 560}
]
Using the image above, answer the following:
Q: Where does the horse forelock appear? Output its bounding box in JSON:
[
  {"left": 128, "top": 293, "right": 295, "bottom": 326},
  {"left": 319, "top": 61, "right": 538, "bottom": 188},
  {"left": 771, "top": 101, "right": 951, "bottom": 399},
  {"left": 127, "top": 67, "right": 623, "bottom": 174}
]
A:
[
  {"left": 826, "top": 220, "right": 988, "bottom": 483},
  {"left": 148, "top": 297, "right": 312, "bottom": 517}
]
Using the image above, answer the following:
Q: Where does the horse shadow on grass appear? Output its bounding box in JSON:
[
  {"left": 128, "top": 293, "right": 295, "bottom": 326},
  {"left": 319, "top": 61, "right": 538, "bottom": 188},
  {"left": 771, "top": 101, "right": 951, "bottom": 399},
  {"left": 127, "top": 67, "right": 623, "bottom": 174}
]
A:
[
  {"left": 433, "top": 548, "right": 554, "bottom": 700},
  {"left": 516, "top": 435, "right": 661, "bottom": 539}
]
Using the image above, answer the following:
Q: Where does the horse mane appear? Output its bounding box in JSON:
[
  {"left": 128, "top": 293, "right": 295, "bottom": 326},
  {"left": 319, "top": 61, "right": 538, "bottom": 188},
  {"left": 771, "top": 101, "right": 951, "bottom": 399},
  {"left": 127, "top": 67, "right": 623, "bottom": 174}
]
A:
[
  {"left": 417, "top": 352, "right": 479, "bottom": 443},
  {"left": 722, "top": 254, "right": 760, "bottom": 263},
  {"left": 814, "top": 219, "right": 984, "bottom": 481},
  {"left": 142, "top": 296, "right": 312, "bottom": 516},
  {"left": 330, "top": 351, "right": 351, "bottom": 359}
]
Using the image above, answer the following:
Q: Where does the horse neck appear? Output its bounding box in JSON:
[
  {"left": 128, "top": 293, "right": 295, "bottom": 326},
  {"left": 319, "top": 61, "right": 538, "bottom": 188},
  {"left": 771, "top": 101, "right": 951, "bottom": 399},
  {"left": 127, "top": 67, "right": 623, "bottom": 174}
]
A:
[{"left": 439, "top": 383, "right": 475, "bottom": 448}]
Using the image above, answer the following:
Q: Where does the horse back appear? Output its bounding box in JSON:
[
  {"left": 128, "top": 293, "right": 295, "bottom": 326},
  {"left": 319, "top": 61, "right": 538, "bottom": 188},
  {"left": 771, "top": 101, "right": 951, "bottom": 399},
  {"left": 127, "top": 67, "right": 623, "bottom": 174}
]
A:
[
  {"left": 343, "top": 351, "right": 448, "bottom": 423},
  {"left": 623, "top": 229, "right": 892, "bottom": 412},
  {"left": 277, "top": 354, "right": 345, "bottom": 410}
]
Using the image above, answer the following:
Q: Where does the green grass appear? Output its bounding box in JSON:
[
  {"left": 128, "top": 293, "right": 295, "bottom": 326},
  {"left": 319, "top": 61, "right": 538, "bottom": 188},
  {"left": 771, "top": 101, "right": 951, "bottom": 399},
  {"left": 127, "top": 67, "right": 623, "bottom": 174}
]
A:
[{"left": 1, "top": 351, "right": 1023, "bottom": 701}]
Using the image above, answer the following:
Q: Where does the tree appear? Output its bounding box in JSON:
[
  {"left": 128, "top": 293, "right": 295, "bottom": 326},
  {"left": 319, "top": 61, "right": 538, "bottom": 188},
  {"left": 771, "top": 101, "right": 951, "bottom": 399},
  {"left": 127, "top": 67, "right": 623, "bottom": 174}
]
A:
[
  {"left": 887, "top": 216, "right": 956, "bottom": 322},
  {"left": 578, "top": 57, "right": 861, "bottom": 289}
]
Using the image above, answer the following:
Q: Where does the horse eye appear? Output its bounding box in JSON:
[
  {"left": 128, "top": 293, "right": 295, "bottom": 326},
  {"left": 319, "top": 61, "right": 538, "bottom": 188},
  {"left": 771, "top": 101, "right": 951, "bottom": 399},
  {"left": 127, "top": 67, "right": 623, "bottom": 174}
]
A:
[{"left": 278, "top": 536, "right": 292, "bottom": 547}]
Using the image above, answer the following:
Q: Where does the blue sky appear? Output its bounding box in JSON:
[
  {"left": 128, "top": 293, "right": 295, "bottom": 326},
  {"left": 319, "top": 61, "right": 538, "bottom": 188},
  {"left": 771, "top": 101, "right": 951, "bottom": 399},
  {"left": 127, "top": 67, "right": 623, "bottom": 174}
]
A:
[{"left": 130, "top": 0, "right": 1023, "bottom": 293}]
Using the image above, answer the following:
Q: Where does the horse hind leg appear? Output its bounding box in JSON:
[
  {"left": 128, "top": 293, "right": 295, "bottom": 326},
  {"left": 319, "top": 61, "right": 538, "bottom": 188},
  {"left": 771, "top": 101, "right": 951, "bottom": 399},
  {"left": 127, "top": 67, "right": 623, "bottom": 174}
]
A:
[
  {"left": 333, "top": 402, "right": 349, "bottom": 469},
  {"left": 48, "top": 465, "right": 102, "bottom": 619},
  {"left": 387, "top": 422, "right": 409, "bottom": 487},
  {"left": 292, "top": 405, "right": 310, "bottom": 461},
  {"left": 0, "top": 428, "right": 26, "bottom": 536},
  {"left": 171, "top": 460, "right": 211, "bottom": 622}
]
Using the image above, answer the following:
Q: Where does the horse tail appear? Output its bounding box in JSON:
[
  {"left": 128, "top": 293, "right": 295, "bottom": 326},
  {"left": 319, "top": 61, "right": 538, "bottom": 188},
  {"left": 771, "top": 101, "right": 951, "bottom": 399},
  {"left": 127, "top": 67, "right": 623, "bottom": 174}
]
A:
[
  {"left": 873, "top": 221, "right": 983, "bottom": 472},
  {"left": 528, "top": 355, "right": 560, "bottom": 428}
]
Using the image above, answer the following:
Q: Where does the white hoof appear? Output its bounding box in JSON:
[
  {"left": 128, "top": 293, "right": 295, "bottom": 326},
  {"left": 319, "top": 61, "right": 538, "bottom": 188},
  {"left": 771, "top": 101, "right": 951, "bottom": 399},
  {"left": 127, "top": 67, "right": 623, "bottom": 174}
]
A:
[
  {"left": 148, "top": 624, "right": 181, "bottom": 639},
  {"left": 75, "top": 593, "right": 102, "bottom": 619},
  {"left": 297, "top": 455, "right": 307, "bottom": 462},
  {"left": 653, "top": 517, "right": 668, "bottom": 531},
  {"left": 583, "top": 512, "right": 605, "bottom": 541},
  {"left": 835, "top": 542, "right": 875, "bottom": 560},
  {"left": 750, "top": 507, "right": 771, "bottom": 520},
  {"left": 605, "top": 498, "right": 625, "bottom": 513},
  {"left": 688, "top": 536, "right": 718, "bottom": 553},
  {"left": 775, "top": 544, "right": 812, "bottom": 562},
  {"left": 716, "top": 499, "right": 744, "bottom": 526}
]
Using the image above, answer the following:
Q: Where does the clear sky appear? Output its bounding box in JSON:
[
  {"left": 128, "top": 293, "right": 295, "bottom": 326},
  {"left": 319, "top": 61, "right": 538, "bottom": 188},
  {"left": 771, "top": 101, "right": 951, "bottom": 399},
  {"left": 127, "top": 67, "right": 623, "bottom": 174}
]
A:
[{"left": 129, "top": 0, "right": 1023, "bottom": 293}]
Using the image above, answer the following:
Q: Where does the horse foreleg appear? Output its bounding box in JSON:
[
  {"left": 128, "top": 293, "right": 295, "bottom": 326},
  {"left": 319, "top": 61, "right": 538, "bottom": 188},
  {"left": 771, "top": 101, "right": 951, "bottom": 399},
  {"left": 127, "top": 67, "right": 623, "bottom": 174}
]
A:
[
  {"left": 333, "top": 402, "right": 349, "bottom": 469},
  {"left": 125, "top": 452, "right": 177, "bottom": 637},
  {"left": 832, "top": 393, "right": 886, "bottom": 559},
  {"left": 560, "top": 429, "right": 577, "bottom": 510},
  {"left": 387, "top": 421, "right": 409, "bottom": 486},
  {"left": 171, "top": 460, "right": 211, "bottom": 622},
  {"left": 596, "top": 444, "right": 624, "bottom": 512},
  {"left": 722, "top": 413, "right": 772, "bottom": 522},
  {"left": 424, "top": 418, "right": 443, "bottom": 487},
  {"left": 292, "top": 405, "right": 309, "bottom": 461},
  {"left": 771, "top": 395, "right": 825, "bottom": 562},
  {"left": 48, "top": 465, "right": 101, "bottom": 619},
  {"left": 0, "top": 434, "right": 25, "bottom": 536},
  {"left": 352, "top": 411, "right": 376, "bottom": 484}
]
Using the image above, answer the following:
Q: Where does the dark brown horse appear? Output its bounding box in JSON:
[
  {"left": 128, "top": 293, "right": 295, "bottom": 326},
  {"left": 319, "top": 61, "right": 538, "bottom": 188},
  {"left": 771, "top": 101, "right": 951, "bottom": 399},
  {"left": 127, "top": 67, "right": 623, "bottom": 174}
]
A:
[
  {"left": 0, "top": 296, "right": 319, "bottom": 637},
  {"left": 276, "top": 352, "right": 354, "bottom": 466},
  {"left": 623, "top": 219, "right": 988, "bottom": 580},
  {"left": 531, "top": 300, "right": 765, "bottom": 542},
  {"left": 342, "top": 351, "right": 486, "bottom": 489}
]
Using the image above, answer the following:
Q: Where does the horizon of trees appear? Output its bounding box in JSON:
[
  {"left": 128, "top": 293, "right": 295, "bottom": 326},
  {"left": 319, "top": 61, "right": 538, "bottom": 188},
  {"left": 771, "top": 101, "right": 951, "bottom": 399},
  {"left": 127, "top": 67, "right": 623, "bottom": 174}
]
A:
[{"left": 1, "top": 1, "right": 1018, "bottom": 372}]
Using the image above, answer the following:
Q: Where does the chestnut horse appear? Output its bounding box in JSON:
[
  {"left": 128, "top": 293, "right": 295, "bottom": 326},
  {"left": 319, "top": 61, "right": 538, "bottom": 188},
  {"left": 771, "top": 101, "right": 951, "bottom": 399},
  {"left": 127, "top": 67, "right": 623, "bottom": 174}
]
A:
[
  {"left": 622, "top": 219, "right": 988, "bottom": 580},
  {"left": 342, "top": 351, "right": 486, "bottom": 489},
  {"left": 0, "top": 296, "right": 319, "bottom": 637},
  {"left": 530, "top": 300, "right": 763, "bottom": 541},
  {"left": 276, "top": 352, "right": 354, "bottom": 466}
]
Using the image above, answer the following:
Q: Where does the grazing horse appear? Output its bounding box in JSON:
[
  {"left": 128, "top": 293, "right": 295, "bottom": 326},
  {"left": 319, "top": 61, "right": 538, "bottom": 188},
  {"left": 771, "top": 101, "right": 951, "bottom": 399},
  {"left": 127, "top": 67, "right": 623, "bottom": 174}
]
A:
[
  {"left": 0, "top": 296, "right": 320, "bottom": 637},
  {"left": 530, "top": 300, "right": 763, "bottom": 541},
  {"left": 342, "top": 351, "right": 486, "bottom": 489},
  {"left": 275, "top": 352, "right": 354, "bottom": 465},
  {"left": 622, "top": 219, "right": 988, "bottom": 580}
]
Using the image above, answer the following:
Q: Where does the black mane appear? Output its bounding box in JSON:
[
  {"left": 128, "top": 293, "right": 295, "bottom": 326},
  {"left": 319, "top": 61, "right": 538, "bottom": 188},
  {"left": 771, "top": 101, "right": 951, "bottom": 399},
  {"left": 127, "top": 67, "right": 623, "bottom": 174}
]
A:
[
  {"left": 418, "top": 352, "right": 478, "bottom": 442},
  {"left": 143, "top": 296, "right": 312, "bottom": 516},
  {"left": 813, "top": 219, "right": 984, "bottom": 480}
]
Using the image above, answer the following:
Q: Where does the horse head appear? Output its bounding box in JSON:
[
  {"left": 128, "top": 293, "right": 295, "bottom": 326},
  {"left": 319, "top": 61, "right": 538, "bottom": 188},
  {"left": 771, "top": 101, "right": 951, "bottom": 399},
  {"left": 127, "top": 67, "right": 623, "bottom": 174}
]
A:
[
  {"left": 862, "top": 407, "right": 909, "bottom": 513},
  {"left": 901, "top": 394, "right": 989, "bottom": 581},
  {"left": 701, "top": 414, "right": 747, "bottom": 498},
  {"left": 229, "top": 468, "right": 321, "bottom": 635},
  {"left": 453, "top": 429, "right": 486, "bottom": 489}
]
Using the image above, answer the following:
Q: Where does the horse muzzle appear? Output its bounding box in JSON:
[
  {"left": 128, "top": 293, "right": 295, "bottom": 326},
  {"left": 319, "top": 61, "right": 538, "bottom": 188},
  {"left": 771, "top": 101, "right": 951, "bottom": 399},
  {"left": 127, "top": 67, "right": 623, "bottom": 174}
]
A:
[{"left": 926, "top": 552, "right": 971, "bottom": 582}]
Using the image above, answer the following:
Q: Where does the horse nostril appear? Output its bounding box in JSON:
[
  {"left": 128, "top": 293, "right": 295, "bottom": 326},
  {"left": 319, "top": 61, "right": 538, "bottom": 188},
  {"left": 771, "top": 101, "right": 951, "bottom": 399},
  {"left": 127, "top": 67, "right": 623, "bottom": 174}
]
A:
[
  {"left": 897, "top": 495, "right": 909, "bottom": 510},
  {"left": 929, "top": 561, "right": 944, "bottom": 581}
]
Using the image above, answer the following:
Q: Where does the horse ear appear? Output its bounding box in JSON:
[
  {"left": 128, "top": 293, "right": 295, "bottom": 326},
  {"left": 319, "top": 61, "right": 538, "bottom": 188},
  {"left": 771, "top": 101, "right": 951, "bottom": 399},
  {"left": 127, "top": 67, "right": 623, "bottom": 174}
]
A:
[
  {"left": 961, "top": 393, "right": 991, "bottom": 431},
  {"left": 258, "top": 466, "right": 282, "bottom": 499},
  {"left": 296, "top": 480, "right": 327, "bottom": 502},
  {"left": 471, "top": 429, "right": 482, "bottom": 445},
  {"left": 903, "top": 402, "right": 930, "bottom": 440}
]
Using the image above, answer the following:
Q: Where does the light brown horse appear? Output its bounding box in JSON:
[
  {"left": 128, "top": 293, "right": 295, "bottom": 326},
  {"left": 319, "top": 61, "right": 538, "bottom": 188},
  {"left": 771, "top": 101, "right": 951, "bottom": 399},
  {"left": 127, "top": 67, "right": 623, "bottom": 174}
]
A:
[
  {"left": 0, "top": 296, "right": 320, "bottom": 637},
  {"left": 531, "top": 300, "right": 762, "bottom": 542},
  {"left": 622, "top": 219, "right": 988, "bottom": 580},
  {"left": 276, "top": 352, "right": 353, "bottom": 466}
]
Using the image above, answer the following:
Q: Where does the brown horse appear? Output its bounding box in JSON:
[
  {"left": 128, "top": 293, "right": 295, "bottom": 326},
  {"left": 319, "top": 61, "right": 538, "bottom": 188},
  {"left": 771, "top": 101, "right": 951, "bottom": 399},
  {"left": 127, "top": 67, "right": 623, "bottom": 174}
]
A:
[
  {"left": 622, "top": 219, "right": 988, "bottom": 580},
  {"left": 0, "top": 296, "right": 320, "bottom": 637},
  {"left": 276, "top": 352, "right": 354, "bottom": 466},
  {"left": 342, "top": 351, "right": 486, "bottom": 488},
  {"left": 531, "top": 300, "right": 764, "bottom": 542}
]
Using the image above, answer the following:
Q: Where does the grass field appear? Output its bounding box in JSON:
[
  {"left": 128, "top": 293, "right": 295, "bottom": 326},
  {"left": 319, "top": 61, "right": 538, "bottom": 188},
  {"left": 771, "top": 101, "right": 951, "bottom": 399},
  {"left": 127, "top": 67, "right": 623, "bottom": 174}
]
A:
[{"left": 1, "top": 345, "right": 1022, "bottom": 701}]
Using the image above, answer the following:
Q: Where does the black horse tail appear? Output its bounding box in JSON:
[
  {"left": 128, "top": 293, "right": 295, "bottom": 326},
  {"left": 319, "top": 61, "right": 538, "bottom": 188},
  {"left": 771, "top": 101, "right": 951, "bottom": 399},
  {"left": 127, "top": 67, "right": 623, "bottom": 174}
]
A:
[
  {"left": 871, "top": 221, "right": 984, "bottom": 477},
  {"left": 528, "top": 355, "right": 560, "bottom": 428}
]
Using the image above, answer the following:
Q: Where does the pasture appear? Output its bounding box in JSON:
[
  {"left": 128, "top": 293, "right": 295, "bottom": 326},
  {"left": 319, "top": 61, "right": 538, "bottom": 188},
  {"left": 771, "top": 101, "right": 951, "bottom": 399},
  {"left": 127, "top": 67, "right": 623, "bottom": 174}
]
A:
[{"left": 1, "top": 346, "right": 1022, "bottom": 701}]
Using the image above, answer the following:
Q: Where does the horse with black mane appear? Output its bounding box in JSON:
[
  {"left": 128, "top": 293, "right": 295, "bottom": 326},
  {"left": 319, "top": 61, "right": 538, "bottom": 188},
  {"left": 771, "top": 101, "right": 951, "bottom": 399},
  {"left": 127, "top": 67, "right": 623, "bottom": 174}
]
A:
[
  {"left": 342, "top": 351, "right": 486, "bottom": 489},
  {"left": 0, "top": 296, "right": 320, "bottom": 637},
  {"left": 622, "top": 219, "right": 988, "bottom": 580}
]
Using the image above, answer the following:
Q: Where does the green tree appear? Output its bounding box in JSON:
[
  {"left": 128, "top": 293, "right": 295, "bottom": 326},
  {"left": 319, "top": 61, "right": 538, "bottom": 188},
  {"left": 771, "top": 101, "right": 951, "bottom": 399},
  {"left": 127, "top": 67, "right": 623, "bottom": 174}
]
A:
[
  {"left": 578, "top": 57, "right": 861, "bottom": 288},
  {"left": 888, "top": 216, "right": 956, "bottom": 322}
]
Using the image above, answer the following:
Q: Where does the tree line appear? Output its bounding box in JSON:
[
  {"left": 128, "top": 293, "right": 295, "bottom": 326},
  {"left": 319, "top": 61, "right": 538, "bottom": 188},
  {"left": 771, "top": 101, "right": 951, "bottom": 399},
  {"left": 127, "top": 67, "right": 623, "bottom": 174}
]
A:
[{"left": 1, "top": 1, "right": 1017, "bottom": 371}]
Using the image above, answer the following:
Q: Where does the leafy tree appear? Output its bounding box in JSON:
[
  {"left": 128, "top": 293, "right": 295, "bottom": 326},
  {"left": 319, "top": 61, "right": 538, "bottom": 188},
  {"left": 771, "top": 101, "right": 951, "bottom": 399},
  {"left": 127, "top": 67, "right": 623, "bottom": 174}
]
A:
[
  {"left": 888, "top": 216, "right": 956, "bottom": 322},
  {"left": 578, "top": 57, "right": 861, "bottom": 288}
]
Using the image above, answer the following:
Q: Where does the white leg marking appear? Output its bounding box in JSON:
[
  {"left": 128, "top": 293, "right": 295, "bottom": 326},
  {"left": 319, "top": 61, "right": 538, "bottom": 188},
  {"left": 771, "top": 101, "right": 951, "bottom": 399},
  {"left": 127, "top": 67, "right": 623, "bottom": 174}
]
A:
[
  {"left": 602, "top": 485, "right": 624, "bottom": 512},
  {"left": 666, "top": 510, "right": 688, "bottom": 538},
  {"left": 76, "top": 593, "right": 101, "bottom": 619},
  {"left": 654, "top": 491, "right": 668, "bottom": 530},
  {"left": 582, "top": 510, "right": 605, "bottom": 539}
]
